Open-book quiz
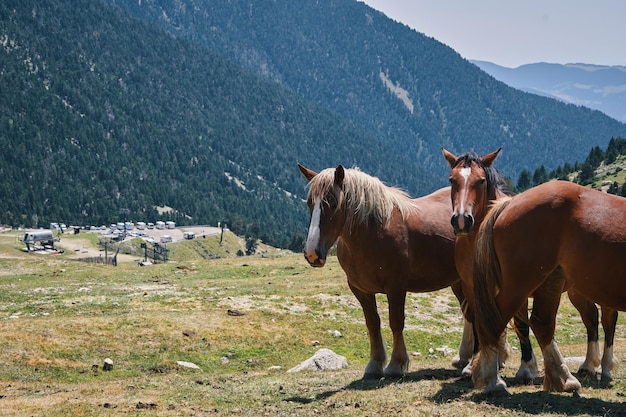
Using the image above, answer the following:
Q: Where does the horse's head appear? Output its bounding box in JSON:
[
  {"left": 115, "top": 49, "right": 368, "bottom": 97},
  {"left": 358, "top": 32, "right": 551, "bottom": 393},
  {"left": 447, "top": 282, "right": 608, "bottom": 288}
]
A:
[
  {"left": 298, "top": 163, "right": 347, "bottom": 267},
  {"left": 442, "top": 148, "right": 502, "bottom": 236}
]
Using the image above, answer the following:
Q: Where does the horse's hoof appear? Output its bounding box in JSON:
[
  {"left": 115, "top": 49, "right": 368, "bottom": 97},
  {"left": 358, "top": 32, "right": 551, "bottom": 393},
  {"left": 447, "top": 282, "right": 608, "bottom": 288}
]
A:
[
  {"left": 362, "top": 372, "right": 383, "bottom": 380},
  {"left": 564, "top": 376, "right": 582, "bottom": 393},
  {"left": 484, "top": 380, "right": 511, "bottom": 397},
  {"left": 600, "top": 371, "right": 613, "bottom": 382},
  {"left": 576, "top": 367, "right": 597, "bottom": 379},
  {"left": 514, "top": 368, "right": 535, "bottom": 385},
  {"left": 514, "top": 375, "right": 534, "bottom": 386},
  {"left": 363, "top": 362, "right": 384, "bottom": 380},
  {"left": 451, "top": 355, "right": 470, "bottom": 370},
  {"left": 383, "top": 368, "right": 406, "bottom": 380},
  {"left": 461, "top": 362, "right": 473, "bottom": 378}
]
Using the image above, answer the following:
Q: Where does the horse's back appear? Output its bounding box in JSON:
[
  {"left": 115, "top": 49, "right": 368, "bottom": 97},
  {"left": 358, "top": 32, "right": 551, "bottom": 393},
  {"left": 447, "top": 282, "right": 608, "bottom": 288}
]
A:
[
  {"left": 411, "top": 186, "right": 455, "bottom": 237},
  {"left": 492, "top": 180, "right": 626, "bottom": 311}
]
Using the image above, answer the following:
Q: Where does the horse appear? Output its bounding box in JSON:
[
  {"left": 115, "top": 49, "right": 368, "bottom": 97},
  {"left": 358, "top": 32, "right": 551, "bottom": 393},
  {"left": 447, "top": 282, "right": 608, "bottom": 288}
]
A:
[
  {"left": 458, "top": 155, "right": 621, "bottom": 394},
  {"left": 298, "top": 163, "right": 473, "bottom": 379},
  {"left": 443, "top": 149, "right": 618, "bottom": 391},
  {"left": 443, "top": 148, "right": 538, "bottom": 382}
]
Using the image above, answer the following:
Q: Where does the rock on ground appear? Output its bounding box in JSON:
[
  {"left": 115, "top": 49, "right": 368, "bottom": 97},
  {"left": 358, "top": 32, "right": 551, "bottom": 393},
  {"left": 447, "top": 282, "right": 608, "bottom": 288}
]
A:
[{"left": 287, "top": 348, "right": 348, "bottom": 373}]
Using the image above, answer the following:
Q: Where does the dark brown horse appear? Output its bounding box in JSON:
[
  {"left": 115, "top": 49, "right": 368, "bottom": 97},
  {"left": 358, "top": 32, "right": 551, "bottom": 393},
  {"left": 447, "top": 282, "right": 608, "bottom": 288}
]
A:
[
  {"left": 299, "top": 164, "right": 472, "bottom": 378},
  {"left": 457, "top": 154, "right": 620, "bottom": 394}
]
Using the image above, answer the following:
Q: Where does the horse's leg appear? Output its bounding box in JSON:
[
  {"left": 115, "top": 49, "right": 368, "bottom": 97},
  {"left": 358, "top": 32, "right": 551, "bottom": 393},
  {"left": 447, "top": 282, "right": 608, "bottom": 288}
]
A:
[
  {"left": 473, "top": 288, "right": 533, "bottom": 394},
  {"left": 600, "top": 306, "right": 618, "bottom": 381},
  {"left": 472, "top": 301, "right": 524, "bottom": 395},
  {"left": 450, "top": 281, "right": 473, "bottom": 370},
  {"left": 530, "top": 280, "right": 581, "bottom": 393},
  {"left": 459, "top": 321, "right": 480, "bottom": 378},
  {"left": 454, "top": 319, "right": 474, "bottom": 370},
  {"left": 349, "top": 283, "right": 386, "bottom": 379},
  {"left": 512, "top": 306, "right": 538, "bottom": 384},
  {"left": 567, "top": 289, "right": 601, "bottom": 378},
  {"left": 384, "top": 290, "right": 409, "bottom": 378}
]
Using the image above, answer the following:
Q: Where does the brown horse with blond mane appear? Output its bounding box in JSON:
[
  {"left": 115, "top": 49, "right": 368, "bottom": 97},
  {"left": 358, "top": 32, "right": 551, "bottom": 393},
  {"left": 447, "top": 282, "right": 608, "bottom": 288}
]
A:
[
  {"left": 455, "top": 150, "right": 620, "bottom": 395},
  {"left": 299, "top": 163, "right": 473, "bottom": 379}
]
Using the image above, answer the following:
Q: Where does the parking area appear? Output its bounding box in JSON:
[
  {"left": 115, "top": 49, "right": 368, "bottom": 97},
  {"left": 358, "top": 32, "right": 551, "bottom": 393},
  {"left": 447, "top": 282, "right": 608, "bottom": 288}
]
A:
[{"left": 98, "top": 225, "right": 222, "bottom": 243}]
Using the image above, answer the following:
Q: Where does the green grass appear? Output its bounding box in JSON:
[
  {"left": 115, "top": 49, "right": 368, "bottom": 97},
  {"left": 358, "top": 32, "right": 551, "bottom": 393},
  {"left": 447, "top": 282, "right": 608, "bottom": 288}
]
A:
[{"left": 0, "top": 230, "right": 625, "bottom": 416}]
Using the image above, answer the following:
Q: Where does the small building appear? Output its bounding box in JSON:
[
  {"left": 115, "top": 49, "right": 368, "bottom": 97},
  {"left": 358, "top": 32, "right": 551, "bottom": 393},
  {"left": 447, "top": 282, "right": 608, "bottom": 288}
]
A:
[{"left": 23, "top": 231, "right": 56, "bottom": 252}]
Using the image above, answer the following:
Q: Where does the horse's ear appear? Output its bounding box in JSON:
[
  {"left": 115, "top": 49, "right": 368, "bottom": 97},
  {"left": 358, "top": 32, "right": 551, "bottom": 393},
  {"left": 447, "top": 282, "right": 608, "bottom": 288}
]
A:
[
  {"left": 298, "top": 163, "right": 317, "bottom": 181},
  {"left": 481, "top": 148, "right": 502, "bottom": 167},
  {"left": 334, "top": 164, "right": 345, "bottom": 186},
  {"left": 442, "top": 148, "right": 458, "bottom": 167}
]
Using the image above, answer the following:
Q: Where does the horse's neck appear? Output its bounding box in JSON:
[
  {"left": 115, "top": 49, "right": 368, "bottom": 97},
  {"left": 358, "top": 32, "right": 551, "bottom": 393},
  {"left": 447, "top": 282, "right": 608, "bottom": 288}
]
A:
[
  {"left": 472, "top": 189, "right": 507, "bottom": 233},
  {"left": 339, "top": 213, "right": 381, "bottom": 247}
]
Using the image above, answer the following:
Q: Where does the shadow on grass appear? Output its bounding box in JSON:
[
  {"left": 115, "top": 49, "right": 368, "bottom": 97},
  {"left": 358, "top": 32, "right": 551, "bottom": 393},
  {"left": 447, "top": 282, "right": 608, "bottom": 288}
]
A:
[
  {"left": 430, "top": 373, "right": 623, "bottom": 416},
  {"left": 284, "top": 367, "right": 624, "bottom": 415},
  {"left": 283, "top": 367, "right": 465, "bottom": 404},
  {"left": 462, "top": 391, "right": 622, "bottom": 416}
]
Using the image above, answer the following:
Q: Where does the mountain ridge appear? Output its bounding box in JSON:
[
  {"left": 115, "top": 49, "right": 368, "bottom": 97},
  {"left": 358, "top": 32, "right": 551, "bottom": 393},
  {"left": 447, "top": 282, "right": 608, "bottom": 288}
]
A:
[{"left": 471, "top": 60, "right": 626, "bottom": 123}]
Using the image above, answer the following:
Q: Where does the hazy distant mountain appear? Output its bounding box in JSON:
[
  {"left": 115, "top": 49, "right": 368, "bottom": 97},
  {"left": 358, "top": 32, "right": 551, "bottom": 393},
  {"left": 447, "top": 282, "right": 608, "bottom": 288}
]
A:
[{"left": 471, "top": 61, "right": 626, "bottom": 123}]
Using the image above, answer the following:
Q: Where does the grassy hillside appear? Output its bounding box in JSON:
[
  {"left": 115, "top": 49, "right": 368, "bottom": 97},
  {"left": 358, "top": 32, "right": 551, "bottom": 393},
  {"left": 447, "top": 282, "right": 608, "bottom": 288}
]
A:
[{"left": 0, "top": 230, "right": 625, "bottom": 416}]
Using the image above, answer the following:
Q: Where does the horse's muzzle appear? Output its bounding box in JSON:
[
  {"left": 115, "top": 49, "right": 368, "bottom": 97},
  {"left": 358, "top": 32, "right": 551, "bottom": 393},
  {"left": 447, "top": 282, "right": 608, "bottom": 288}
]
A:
[
  {"left": 303, "top": 247, "right": 327, "bottom": 268},
  {"left": 451, "top": 213, "right": 474, "bottom": 236}
]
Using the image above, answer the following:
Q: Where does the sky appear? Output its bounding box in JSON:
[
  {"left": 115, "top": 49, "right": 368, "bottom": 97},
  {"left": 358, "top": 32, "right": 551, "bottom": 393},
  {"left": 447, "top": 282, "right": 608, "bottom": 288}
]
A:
[{"left": 361, "top": 0, "right": 626, "bottom": 68}]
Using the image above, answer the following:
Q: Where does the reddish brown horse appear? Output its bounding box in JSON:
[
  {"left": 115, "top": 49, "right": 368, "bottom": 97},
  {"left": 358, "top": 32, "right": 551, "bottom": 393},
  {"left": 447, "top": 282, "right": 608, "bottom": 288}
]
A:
[
  {"left": 443, "top": 149, "right": 618, "bottom": 390},
  {"left": 443, "top": 148, "right": 538, "bottom": 382},
  {"left": 299, "top": 164, "right": 472, "bottom": 378},
  {"left": 459, "top": 153, "right": 620, "bottom": 394}
]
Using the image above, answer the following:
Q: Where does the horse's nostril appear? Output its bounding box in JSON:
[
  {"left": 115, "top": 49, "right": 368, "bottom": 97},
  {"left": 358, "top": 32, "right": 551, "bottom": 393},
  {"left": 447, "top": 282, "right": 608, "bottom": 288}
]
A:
[
  {"left": 451, "top": 214, "right": 459, "bottom": 229},
  {"left": 463, "top": 214, "right": 474, "bottom": 232}
]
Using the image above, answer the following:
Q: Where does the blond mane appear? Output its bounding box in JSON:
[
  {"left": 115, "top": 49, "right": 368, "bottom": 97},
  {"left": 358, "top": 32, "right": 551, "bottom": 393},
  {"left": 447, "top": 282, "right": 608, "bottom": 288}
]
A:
[{"left": 306, "top": 167, "right": 418, "bottom": 233}]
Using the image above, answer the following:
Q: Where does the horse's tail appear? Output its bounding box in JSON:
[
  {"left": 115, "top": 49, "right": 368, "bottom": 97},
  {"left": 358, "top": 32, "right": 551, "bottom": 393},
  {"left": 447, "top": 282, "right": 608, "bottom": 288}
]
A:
[{"left": 473, "top": 197, "right": 513, "bottom": 350}]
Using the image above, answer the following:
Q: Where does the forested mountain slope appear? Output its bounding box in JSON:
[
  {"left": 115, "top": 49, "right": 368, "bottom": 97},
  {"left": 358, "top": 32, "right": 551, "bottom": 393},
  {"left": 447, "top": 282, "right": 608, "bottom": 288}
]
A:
[
  {"left": 2, "top": 0, "right": 626, "bottom": 249},
  {"left": 2, "top": 0, "right": 418, "bottom": 247},
  {"left": 107, "top": 0, "right": 626, "bottom": 177}
]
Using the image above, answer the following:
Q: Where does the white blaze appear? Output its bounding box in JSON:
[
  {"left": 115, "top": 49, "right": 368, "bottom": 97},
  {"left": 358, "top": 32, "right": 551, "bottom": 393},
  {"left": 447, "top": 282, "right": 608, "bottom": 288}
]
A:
[
  {"left": 457, "top": 167, "right": 471, "bottom": 215},
  {"left": 305, "top": 198, "right": 322, "bottom": 255}
]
